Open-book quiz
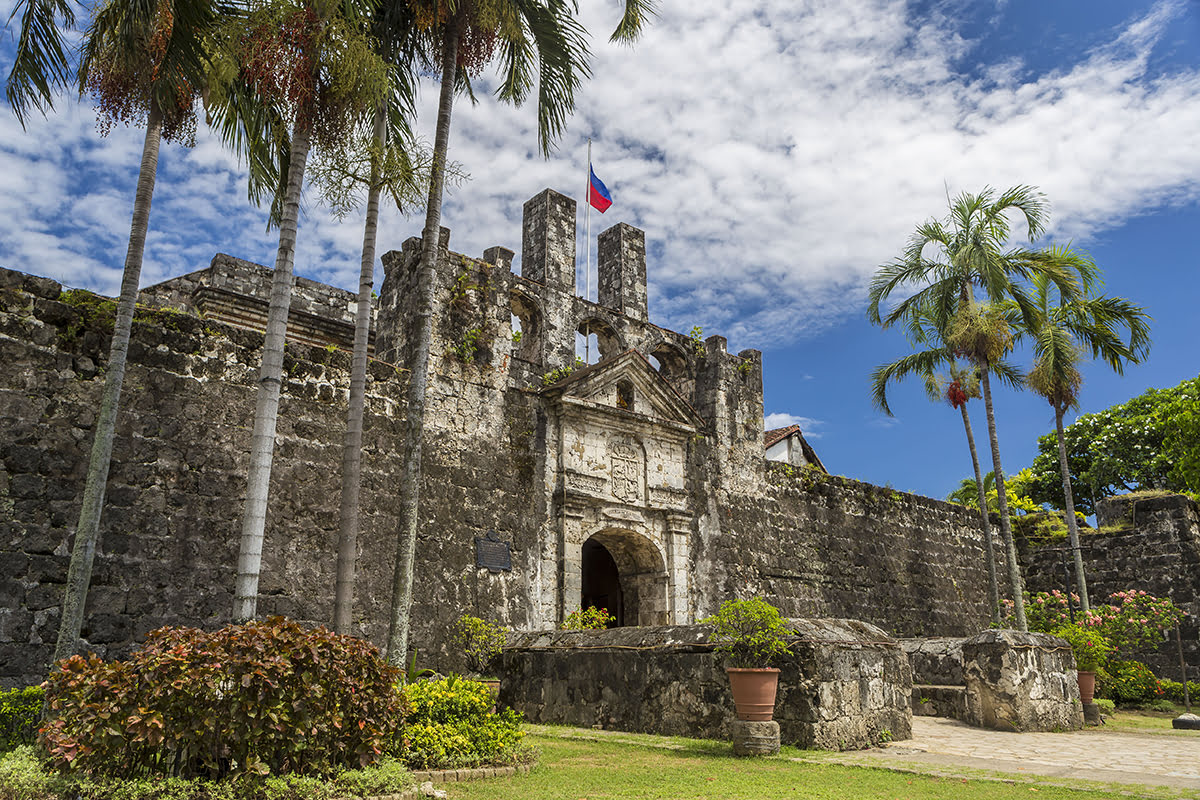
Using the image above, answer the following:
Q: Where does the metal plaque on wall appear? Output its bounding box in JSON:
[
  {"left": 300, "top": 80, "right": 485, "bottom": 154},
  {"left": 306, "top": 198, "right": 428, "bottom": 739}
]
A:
[{"left": 475, "top": 530, "right": 511, "bottom": 573}]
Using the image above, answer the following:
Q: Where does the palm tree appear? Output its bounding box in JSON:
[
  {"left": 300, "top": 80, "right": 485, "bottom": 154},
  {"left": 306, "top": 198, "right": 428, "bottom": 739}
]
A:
[
  {"left": 870, "top": 315, "right": 1018, "bottom": 625},
  {"left": 867, "top": 185, "right": 1084, "bottom": 631},
  {"left": 222, "top": 0, "right": 389, "bottom": 622},
  {"left": 385, "top": 0, "right": 654, "bottom": 665},
  {"left": 7, "top": 0, "right": 222, "bottom": 664},
  {"left": 321, "top": 6, "right": 429, "bottom": 633},
  {"left": 1024, "top": 255, "right": 1151, "bottom": 613}
]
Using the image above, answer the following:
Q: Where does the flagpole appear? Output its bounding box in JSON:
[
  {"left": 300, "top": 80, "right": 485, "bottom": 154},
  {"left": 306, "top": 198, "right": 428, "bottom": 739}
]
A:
[{"left": 585, "top": 138, "right": 592, "bottom": 364}]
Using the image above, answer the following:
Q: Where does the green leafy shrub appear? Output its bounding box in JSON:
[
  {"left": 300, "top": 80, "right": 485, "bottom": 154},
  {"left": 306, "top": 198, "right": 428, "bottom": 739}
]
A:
[
  {"left": 402, "top": 677, "right": 530, "bottom": 770},
  {"left": 0, "top": 745, "right": 71, "bottom": 800},
  {"left": 40, "top": 617, "right": 405, "bottom": 780},
  {"left": 1098, "top": 659, "right": 1163, "bottom": 704},
  {"left": 1094, "top": 698, "right": 1116, "bottom": 716},
  {"left": 701, "top": 598, "right": 793, "bottom": 669},
  {"left": 1159, "top": 678, "right": 1200, "bottom": 704},
  {"left": 559, "top": 606, "right": 615, "bottom": 630},
  {"left": 1051, "top": 625, "right": 1113, "bottom": 672},
  {"left": 1, "top": 687, "right": 43, "bottom": 754},
  {"left": 329, "top": 758, "right": 411, "bottom": 797},
  {"left": 453, "top": 616, "right": 508, "bottom": 676},
  {"left": 0, "top": 745, "right": 412, "bottom": 800}
]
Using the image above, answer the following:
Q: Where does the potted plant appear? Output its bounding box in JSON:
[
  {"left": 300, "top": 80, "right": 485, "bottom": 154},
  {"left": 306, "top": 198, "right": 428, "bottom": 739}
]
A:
[
  {"left": 453, "top": 615, "right": 508, "bottom": 695},
  {"left": 702, "top": 598, "right": 793, "bottom": 721},
  {"left": 1052, "top": 624, "right": 1114, "bottom": 704}
]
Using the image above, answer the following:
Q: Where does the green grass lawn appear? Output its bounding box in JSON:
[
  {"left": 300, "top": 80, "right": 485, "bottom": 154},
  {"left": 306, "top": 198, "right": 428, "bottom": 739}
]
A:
[
  {"left": 1096, "top": 704, "right": 1197, "bottom": 736},
  {"left": 443, "top": 731, "right": 1150, "bottom": 800}
]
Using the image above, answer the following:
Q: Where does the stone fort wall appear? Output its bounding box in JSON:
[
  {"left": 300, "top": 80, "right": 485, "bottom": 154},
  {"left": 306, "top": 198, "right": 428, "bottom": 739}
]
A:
[{"left": 1, "top": 191, "right": 1005, "bottom": 687}]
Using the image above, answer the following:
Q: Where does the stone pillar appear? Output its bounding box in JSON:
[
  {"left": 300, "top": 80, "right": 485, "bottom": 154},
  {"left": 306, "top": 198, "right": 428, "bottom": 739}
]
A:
[
  {"left": 483, "top": 246, "right": 515, "bottom": 272},
  {"left": 597, "top": 222, "right": 647, "bottom": 321},
  {"left": 665, "top": 512, "right": 692, "bottom": 624},
  {"left": 521, "top": 189, "right": 576, "bottom": 293},
  {"left": 961, "top": 629, "right": 1083, "bottom": 732}
]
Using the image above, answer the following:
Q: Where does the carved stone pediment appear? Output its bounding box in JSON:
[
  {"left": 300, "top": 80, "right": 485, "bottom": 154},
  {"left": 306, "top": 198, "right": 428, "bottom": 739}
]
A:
[{"left": 542, "top": 350, "right": 703, "bottom": 431}]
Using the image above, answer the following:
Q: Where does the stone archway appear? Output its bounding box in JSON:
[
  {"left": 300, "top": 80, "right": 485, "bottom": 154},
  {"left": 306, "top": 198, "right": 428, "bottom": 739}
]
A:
[{"left": 581, "top": 528, "right": 668, "bottom": 626}]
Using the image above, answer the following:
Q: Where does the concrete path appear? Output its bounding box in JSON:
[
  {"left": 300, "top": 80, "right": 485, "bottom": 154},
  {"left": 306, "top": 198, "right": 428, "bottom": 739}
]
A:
[{"left": 837, "top": 717, "right": 1200, "bottom": 796}]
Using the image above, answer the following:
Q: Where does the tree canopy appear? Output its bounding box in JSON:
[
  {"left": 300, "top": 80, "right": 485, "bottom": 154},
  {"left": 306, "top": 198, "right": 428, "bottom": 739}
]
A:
[{"left": 1027, "top": 374, "right": 1200, "bottom": 515}]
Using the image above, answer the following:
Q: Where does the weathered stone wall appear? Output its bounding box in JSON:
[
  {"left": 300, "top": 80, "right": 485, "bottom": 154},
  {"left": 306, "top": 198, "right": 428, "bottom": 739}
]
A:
[
  {"left": 961, "top": 630, "right": 1081, "bottom": 732},
  {"left": 711, "top": 466, "right": 1005, "bottom": 636},
  {"left": 1023, "top": 493, "right": 1200, "bottom": 674},
  {"left": 140, "top": 254, "right": 371, "bottom": 352},
  {"left": 500, "top": 619, "right": 911, "bottom": 750},
  {"left": 0, "top": 267, "right": 412, "bottom": 686},
  {"left": 0, "top": 265, "right": 551, "bottom": 686}
]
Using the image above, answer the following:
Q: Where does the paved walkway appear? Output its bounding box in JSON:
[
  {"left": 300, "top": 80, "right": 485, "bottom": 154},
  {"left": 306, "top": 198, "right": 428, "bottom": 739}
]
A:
[{"left": 838, "top": 717, "right": 1200, "bottom": 795}]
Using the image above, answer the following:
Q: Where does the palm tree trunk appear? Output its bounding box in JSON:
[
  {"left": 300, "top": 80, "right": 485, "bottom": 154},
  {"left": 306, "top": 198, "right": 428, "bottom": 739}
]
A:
[
  {"left": 1055, "top": 404, "right": 1090, "bottom": 613},
  {"left": 233, "top": 122, "right": 313, "bottom": 623},
  {"left": 961, "top": 403, "right": 1000, "bottom": 625},
  {"left": 334, "top": 106, "right": 387, "bottom": 634},
  {"left": 385, "top": 12, "right": 460, "bottom": 666},
  {"left": 53, "top": 105, "right": 164, "bottom": 665},
  {"left": 979, "top": 367, "right": 1027, "bottom": 631}
]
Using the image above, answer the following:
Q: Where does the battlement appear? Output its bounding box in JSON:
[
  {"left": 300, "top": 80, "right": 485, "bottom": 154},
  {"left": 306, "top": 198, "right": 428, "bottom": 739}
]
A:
[{"left": 375, "top": 188, "right": 766, "bottom": 487}]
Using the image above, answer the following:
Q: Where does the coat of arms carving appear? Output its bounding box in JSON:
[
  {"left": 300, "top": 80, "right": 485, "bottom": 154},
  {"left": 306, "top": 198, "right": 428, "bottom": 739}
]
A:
[{"left": 609, "top": 441, "right": 643, "bottom": 503}]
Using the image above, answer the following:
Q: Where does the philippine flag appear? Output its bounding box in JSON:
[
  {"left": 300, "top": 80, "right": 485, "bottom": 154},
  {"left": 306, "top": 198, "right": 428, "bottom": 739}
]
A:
[{"left": 588, "top": 166, "right": 613, "bottom": 213}]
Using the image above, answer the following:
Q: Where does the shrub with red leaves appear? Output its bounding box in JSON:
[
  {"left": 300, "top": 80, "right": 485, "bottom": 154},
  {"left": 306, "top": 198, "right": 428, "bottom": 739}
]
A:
[{"left": 40, "top": 617, "right": 405, "bottom": 779}]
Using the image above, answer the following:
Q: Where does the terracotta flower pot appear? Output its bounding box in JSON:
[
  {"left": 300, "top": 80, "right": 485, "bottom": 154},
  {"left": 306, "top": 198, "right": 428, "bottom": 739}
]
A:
[
  {"left": 1077, "top": 670, "right": 1096, "bottom": 704},
  {"left": 727, "top": 667, "right": 781, "bottom": 721}
]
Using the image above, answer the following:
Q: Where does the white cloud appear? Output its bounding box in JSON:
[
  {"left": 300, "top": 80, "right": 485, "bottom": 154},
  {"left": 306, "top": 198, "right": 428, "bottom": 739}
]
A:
[
  {"left": 764, "top": 412, "right": 823, "bottom": 437},
  {"left": 1, "top": 0, "right": 1198, "bottom": 351}
]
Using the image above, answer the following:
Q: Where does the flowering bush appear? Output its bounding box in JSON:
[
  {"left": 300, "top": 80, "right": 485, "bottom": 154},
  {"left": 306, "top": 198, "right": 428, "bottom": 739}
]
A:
[
  {"left": 560, "top": 606, "right": 616, "bottom": 630},
  {"left": 1051, "top": 625, "right": 1113, "bottom": 672},
  {"left": 1088, "top": 590, "right": 1185, "bottom": 654},
  {"left": 1098, "top": 660, "right": 1163, "bottom": 704},
  {"left": 1004, "top": 590, "right": 1184, "bottom": 658}
]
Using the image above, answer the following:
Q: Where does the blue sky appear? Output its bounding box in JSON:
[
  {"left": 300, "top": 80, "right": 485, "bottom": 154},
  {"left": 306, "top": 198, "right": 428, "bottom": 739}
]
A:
[{"left": 1, "top": 0, "right": 1198, "bottom": 503}]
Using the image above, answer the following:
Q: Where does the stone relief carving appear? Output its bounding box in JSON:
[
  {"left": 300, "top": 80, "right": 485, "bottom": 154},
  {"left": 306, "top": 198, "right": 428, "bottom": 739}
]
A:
[
  {"left": 610, "top": 440, "right": 643, "bottom": 504},
  {"left": 566, "top": 471, "right": 607, "bottom": 494}
]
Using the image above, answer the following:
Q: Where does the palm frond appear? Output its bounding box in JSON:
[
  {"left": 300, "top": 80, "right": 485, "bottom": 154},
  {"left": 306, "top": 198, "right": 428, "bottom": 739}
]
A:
[
  {"left": 5, "top": 0, "right": 76, "bottom": 128},
  {"left": 609, "top": 0, "right": 654, "bottom": 43}
]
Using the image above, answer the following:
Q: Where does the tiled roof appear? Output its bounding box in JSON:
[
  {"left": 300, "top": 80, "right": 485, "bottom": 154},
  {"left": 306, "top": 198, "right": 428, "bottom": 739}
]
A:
[{"left": 764, "top": 424, "right": 801, "bottom": 449}]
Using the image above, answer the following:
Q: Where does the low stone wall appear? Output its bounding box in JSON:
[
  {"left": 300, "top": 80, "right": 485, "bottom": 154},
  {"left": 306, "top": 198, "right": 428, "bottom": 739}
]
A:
[
  {"left": 962, "top": 630, "right": 1081, "bottom": 732},
  {"left": 498, "top": 619, "right": 912, "bottom": 751},
  {"left": 901, "top": 637, "right": 965, "bottom": 686}
]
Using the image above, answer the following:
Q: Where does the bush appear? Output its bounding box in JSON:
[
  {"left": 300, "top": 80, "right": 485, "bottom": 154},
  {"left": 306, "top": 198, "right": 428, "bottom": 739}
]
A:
[
  {"left": 1159, "top": 678, "right": 1200, "bottom": 704},
  {"left": 1051, "top": 624, "right": 1113, "bottom": 672},
  {"left": 0, "top": 688, "right": 43, "bottom": 754},
  {"left": 402, "top": 677, "right": 530, "bottom": 770},
  {"left": 1098, "top": 659, "right": 1163, "bottom": 704},
  {"left": 40, "top": 617, "right": 405, "bottom": 780},
  {"left": 702, "top": 598, "right": 793, "bottom": 669},
  {"left": 453, "top": 616, "right": 508, "bottom": 675},
  {"left": 1094, "top": 698, "right": 1115, "bottom": 716},
  {"left": 560, "top": 607, "right": 615, "bottom": 630},
  {"left": 0, "top": 746, "right": 412, "bottom": 800},
  {"left": 0, "top": 745, "right": 70, "bottom": 800}
]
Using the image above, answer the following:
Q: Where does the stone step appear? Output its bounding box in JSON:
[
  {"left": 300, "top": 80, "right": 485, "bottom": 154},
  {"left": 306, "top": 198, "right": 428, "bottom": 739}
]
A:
[{"left": 912, "top": 684, "right": 968, "bottom": 721}]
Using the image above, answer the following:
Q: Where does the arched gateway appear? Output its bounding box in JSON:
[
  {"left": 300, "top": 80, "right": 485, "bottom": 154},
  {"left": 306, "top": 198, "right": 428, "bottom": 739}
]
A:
[
  {"left": 541, "top": 350, "right": 704, "bottom": 629},
  {"left": 581, "top": 528, "right": 669, "bottom": 627}
]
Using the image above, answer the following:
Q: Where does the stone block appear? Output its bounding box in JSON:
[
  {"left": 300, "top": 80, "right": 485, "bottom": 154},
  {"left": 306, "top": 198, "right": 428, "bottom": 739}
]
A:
[
  {"left": 731, "top": 720, "right": 780, "bottom": 756},
  {"left": 961, "top": 629, "right": 1082, "bottom": 732}
]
